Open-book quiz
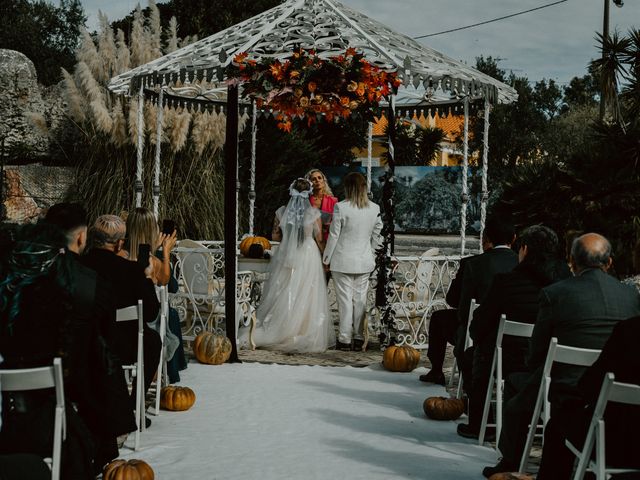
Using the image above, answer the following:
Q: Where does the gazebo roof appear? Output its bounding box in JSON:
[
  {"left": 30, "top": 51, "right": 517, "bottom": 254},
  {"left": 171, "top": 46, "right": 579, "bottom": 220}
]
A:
[{"left": 109, "top": 0, "right": 517, "bottom": 105}]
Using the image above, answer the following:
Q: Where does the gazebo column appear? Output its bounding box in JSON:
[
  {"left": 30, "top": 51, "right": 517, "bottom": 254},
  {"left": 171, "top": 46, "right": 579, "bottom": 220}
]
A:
[
  {"left": 225, "top": 84, "right": 240, "bottom": 363},
  {"left": 249, "top": 101, "right": 258, "bottom": 235},
  {"left": 152, "top": 88, "right": 164, "bottom": 218},
  {"left": 135, "top": 84, "right": 145, "bottom": 208},
  {"left": 376, "top": 94, "right": 396, "bottom": 347},
  {"left": 459, "top": 96, "right": 469, "bottom": 256},
  {"left": 479, "top": 97, "right": 490, "bottom": 253}
]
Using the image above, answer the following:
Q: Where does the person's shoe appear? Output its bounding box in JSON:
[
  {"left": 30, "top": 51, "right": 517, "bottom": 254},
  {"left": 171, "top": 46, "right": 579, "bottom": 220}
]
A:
[
  {"left": 335, "top": 341, "right": 352, "bottom": 351},
  {"left": 482, "top": 459, "right": 518, "bottom": 478},
  {"left": 457, "top": 423, "right": 496, "bottom": 442},
  {"left": 145, "top": 416, "right": 152, "bottom": 429},
  {"left": 418, "top": 370, "right": 446, "bottom": 385},
  {"left": 352, "top": 339, "right": 366, "bottom": 352}
]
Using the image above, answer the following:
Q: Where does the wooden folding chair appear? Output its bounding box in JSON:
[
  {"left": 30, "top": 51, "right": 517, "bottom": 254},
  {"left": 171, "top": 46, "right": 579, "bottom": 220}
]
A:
[
  {"left": 478, "top": 315, "right": 535, "bottom": 447},
  {"left": 0, "top": 358, "right": 65, "bottom": 480},
  {"left": 567, "top": 373, "right": 640, "bottom": 480},
  {"left": 449, "top": 298, "right": 479, "bottom": 399},
  {"left": 520, "top": 337, "right": 601, "bottom": 472},
  {"left": 116, "top": 299, "right": 145, "bottom": 451}
]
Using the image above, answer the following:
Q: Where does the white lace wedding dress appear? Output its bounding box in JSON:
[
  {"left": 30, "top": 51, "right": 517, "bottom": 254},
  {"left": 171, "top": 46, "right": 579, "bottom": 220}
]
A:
[{"left": 249, "top": 204, "right": 335, "bottom": 353}]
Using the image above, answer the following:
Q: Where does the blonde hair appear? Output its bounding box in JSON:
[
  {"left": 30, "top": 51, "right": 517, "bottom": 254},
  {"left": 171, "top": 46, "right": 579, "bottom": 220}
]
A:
[
  {"left": 343, "top": 172, "right": 369, "bottom": 209},
  {"left": 305, "top": 168, "right": 334, "bottom": 196},
  {"left": 126, "top": 207, "right": 159, "bottom": 260}
]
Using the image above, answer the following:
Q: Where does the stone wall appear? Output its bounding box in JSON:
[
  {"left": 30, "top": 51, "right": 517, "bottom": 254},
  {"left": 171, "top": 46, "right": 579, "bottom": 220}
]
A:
[{"left": 2, "top": 164, "right": 75, "bottom": 223}]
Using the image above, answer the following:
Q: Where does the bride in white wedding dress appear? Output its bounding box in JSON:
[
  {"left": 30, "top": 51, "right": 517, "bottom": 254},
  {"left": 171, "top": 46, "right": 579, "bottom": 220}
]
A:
[{"left": 249, "top": 178, "right": 335, "bottom": 353}]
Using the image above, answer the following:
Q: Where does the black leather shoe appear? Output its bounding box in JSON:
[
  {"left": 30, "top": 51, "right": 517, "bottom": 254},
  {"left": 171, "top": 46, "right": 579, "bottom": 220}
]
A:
[
  {"left": 482, "top": 459, "right": 518, "bottom": 478},
  {"left": 335, "top": 341, "right": 352, "bottom": 351},
  {"left": 418, "top": 370, "right": 446, "bottom": 385},
  {"left": 352, "top": 339, "right": 366, "bottom": 352},
  {"left": 457, "top": 423, "right": 496, "bottom": 442},
  {"left": 145, "top": 416, "right": 152, "bottom": 429}
]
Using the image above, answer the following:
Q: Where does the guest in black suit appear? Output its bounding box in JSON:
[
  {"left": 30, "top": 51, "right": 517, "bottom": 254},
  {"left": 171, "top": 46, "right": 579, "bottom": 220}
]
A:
[
  {"left": 81, "top": 215, "right": 161, "bottom": 407},
  {"left": 459, "top": 225, "right": 570, "bottom": 438},
  {"left": 44, "top": 203, "right": 136, "bottom": 471},
  {"left": 536, "top": 316, "right": 640, "bottom": 479},
  {"left": 419, "top": 254, "right": 475, "bottom": 385},
  {"left": 483, "top": 233, "right": 640, "bottom": 477},
  {"left": 453, "top": 216, "right": 518, "bottom": 438}
]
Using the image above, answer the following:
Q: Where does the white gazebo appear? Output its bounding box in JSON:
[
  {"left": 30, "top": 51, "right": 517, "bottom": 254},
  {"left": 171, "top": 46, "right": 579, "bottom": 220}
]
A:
[{"left": 109, "top": 0, "right": 516, "bottom": 357}]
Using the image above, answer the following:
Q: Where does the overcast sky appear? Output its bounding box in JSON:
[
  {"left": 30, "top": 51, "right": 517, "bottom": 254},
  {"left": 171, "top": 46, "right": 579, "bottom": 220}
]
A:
[{"left": 80, "top": 0, "right": 639, "bottom": 85}]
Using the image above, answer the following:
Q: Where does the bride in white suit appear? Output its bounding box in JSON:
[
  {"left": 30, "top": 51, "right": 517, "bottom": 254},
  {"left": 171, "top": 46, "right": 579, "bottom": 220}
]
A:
[{"left": 323, "top": 172, "right": 382, "bottom": 351}]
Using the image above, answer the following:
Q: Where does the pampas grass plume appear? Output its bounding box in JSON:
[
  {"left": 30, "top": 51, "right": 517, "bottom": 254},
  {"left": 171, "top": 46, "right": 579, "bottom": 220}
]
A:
[
  {"left": 111, "top": 99, "right": 128, "bottom": 147},
  {"left": 171, "top": 108, "right": 191, "bottom": 152},
  {"left": 61, "top": 68, "right": 86, "bottom": 123},
  {"left": 91, "top": 98, "right": 114, "bottom": 134},
  {"left": 166, "top": 17, "right": 178, "bottom": 53},
  {"left": 115, "top": 29, "right": 130, "bottom": 74},
  {"left": 128, "top": 97, "right": 140, "bottom": 144},
  {"left": 97, "top": 11, "right": 117, "bottom": 83},
  {"left": 25, "top": 112, "right": 49, "bottom": 136},
  {"left": 76, "top": 61, "right": 103, "bottom": 104}
]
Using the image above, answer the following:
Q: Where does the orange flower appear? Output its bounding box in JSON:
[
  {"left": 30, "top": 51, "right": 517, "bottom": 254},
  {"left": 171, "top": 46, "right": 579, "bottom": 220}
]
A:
[
  {"left": 341, "top": 108, "right": 351, "bottom": 119},
  {"left": 347, "top": 81, "right": 358, "bottom": 92},
  {"left": 308, "top": 81, "right": 317, "bottom": 93},
  {"left": 349, "top": 100, "right": 359, "bottom": 110},
  {"left": 299, "top": 96, "right": 310, "bottom": 107},
  {"left": 289, "top": 70, "right": 300, "bottom": 80},
  {"left": 233, "top": 52, "right": 248, "bottom": 64},
  {"left": 340, "top": 96, "right": 350, "bottom": 107},
  {"left": 277, "top": 119, "right": 292, "bottom": 132},
  {"left": 313, "top": 94, "right": 323, "bottom": 104},
  {"left": 345, "top": 47, "right": 357, "bottom": 57},
  {"left": 356, "top": 82, "right": 366, "bottom": 97},
  {"left": 270, "top": 61, "right": 284, "bottom": 81}
]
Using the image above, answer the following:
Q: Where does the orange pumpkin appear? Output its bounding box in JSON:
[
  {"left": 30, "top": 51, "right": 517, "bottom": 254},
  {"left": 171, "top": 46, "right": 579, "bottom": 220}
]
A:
[
  {"left": 160, "top": 385, "right": 196, "bottom": 411},
  {"left": 488, "top": 474, "right": 534, "bottom": 480},
  {"left": 240, "top": 236, "right": 271, "bottom": 258},
  {"left": 382, "top": 345, "right": 421, "bottom": 372},
  {"left": 103, "top": 459, "right": 154, "bottom": 480},
  {"left": 193, "top": 332, "right": 232, "bottom": 365},
  {"left": 423, "top": 396, "right": 465, "bottom": 420}
]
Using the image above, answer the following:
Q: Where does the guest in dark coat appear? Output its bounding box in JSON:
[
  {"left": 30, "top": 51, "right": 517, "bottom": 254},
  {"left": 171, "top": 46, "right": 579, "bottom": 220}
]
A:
[
  {"left": 483, "top": 233, "right": 640, "bottom": 477},
  {"left": 0, "top": 223, "right": 95, "bottom": 479},
  {"left": 420, "top": 254, "right": 475, "bottom": 385},
  {"left": 459, "top": 225, "right": 571, "bottom": 437},
  {"left": 44, "top": 203, "right": 136, "bottom": 470},
  {"left": 536, "top": 316, "right": 640, "bottom": 479},
  {"left": 81, "top": 215, "right": 161, "bottom": 405}
]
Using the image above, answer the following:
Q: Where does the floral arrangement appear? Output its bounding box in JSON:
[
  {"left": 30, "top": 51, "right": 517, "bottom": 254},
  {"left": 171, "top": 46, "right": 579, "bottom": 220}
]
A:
[{"left": 226, "top": 47, "right": 401, "bottom": 131}]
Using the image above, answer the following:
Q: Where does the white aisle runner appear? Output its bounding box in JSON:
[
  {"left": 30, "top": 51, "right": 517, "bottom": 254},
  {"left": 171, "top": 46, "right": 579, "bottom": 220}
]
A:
[{"left": 122, "top": 362, "right": 497, "bottom": 479}]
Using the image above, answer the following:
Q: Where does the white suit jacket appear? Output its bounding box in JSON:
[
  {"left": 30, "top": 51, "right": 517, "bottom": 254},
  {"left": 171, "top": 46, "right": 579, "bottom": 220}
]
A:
[{"left": 323, "top": 200, "right": 383, "bottom": 274}]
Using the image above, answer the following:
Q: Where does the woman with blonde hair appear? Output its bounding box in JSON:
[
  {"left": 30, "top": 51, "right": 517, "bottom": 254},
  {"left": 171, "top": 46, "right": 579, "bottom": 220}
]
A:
[
  {"left": 305, "top": 168, "right": 338, "bottom": 242},
  {"left": 323, "top": 172, "right": 382, "bottom": 351},
  {"left": 124, "top": 208, "right": 177, "bottom": 286}
]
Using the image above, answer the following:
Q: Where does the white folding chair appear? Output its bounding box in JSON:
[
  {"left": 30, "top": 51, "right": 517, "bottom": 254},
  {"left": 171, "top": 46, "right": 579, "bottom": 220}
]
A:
[
  {"left": 449, "top": 299, "right": 479, "bottom": 399},
  {"left": 116, "top": 299, "right": 145, "bottom": 451},
  {"left": 479, "top": 315, "right": 535, "bottom": 446},
  {"left": 520, "top": 337, "right": 601, "bottom": 472},
  {"left": 567, "top": 373, "right": 640, "bottom": 480},
  {"left": 0, "top": 357, "right": 65, "bottom": 480},
  {"left": 151, "top": 285, "right": 169, "bottom": 416}
]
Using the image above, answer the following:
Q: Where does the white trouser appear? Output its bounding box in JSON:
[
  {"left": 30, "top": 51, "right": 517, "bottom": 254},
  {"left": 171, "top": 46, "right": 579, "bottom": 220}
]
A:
[{"left": 332, "top": 271, "right": 370, "bottom": 344}]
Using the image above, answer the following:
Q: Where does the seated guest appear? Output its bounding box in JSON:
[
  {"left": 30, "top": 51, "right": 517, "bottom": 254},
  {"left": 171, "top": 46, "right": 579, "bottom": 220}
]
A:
[
  {"left": 44, "top": 203, "right": 136, "bottom": 469},
  {"left": 124, "top": 207, "right": 186, "bottom": 383},
  {"left": 535, "top": 316, "right": 640, "bottom": 479},
  {"left": 0, "top": 223, "right": 96, "bottom": 478},
  {"left": 454, "top": 215, "right": 518, "bottom": 436},
  {"left": 459, "top": 226, "right": 570, "bottom": 437},
  {"left": 483, "top": 233, "right": 640, "bottom": 477},
  {"left": 81, "top": 215, "right": 161, "bottom": 416}
]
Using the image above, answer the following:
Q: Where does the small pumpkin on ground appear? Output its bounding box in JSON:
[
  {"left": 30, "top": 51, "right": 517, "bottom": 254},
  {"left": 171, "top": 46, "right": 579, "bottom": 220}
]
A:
[
  {"left": 423, "top": 396, "right": 465, "bottom": 420},
  {"left": 240, "top": 236, "right": 271, "bottom": 258},
  {"left": 194, "top": 332, "right": 232, "bottom": 365},
  {"left": 160, "top": 385, "right": 196, "bottom": 411},
  {"left": 488, "top": 473, "right": 534, "bottom": 480},
  {"left": 103, "top": 459, "right": 154, "bottom": 480},
  {"left": 382, "top": 345, "right": 421, "bottom": 372}
]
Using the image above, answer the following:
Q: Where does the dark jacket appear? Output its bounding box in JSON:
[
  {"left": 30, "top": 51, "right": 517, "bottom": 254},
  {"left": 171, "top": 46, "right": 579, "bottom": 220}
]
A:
[
  {"left": 529, "top": 268, "right": 640, "bottom": 404},
  {"left": 445, "top": 255, "right": 475, "bottom": 308},
  {"left": 81, "top": 248, "right": 160, "bottom": 364},
  {"left": 458, "top": 246, "right": 518, "bottom": 326},
  {"left": 470, "top": 261, "right": 571, "bottom": 366},
  {"left": 576, "top": 317, "right": 640, "bottom": 467}
]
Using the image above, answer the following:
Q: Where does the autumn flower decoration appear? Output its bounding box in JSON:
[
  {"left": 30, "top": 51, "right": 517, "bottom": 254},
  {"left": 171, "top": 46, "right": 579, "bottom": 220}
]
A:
[{"left": 227, "top": 47, "right": 401, "bottom": 132}]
